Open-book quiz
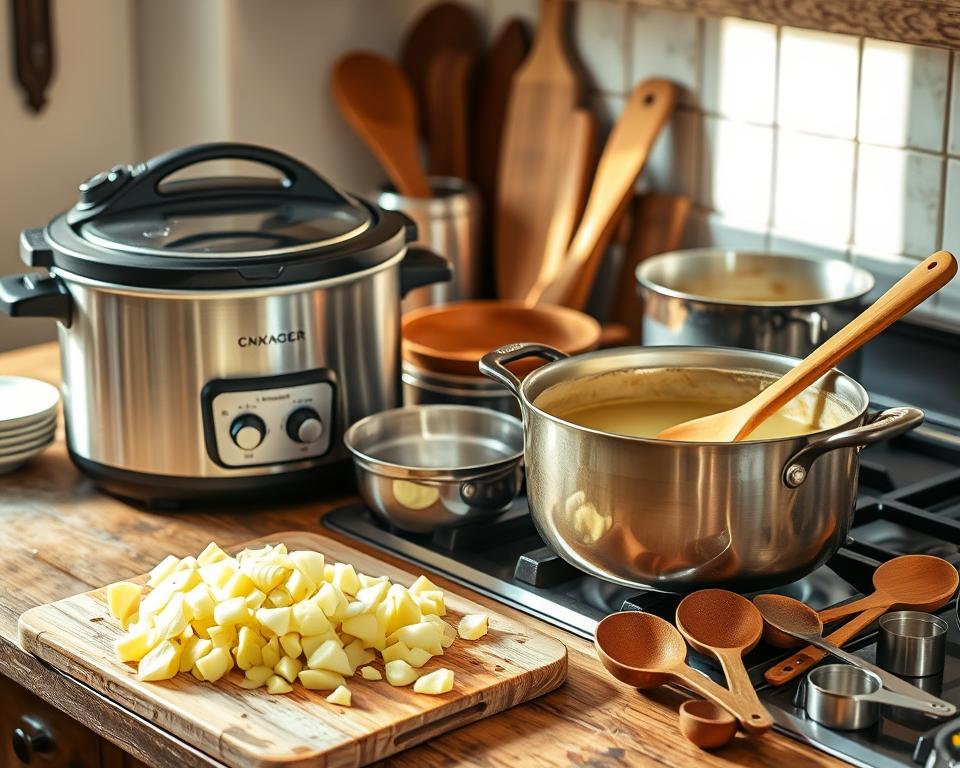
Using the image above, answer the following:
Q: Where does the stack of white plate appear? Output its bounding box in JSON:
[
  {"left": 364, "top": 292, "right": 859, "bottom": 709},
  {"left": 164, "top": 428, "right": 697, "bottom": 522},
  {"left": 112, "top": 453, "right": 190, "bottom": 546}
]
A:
[{"left": 0, "top": 376, "right": 59, "bottom": 475}]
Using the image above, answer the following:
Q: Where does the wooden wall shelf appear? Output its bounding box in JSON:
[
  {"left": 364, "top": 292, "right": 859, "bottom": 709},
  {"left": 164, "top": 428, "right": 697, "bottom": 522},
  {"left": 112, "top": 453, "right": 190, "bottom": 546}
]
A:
[{"left": 631, "top": 0, "right": 960, "bottom": 49}]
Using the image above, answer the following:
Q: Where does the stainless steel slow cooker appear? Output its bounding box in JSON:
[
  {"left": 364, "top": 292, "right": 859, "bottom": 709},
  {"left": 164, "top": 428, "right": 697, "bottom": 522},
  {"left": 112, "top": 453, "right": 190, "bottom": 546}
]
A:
[
  {"left": 0, "top": 143, "right": 449, "bottom": 504},
  {"left": 480, "top": 342, "right": 922, "bottom": 593}
]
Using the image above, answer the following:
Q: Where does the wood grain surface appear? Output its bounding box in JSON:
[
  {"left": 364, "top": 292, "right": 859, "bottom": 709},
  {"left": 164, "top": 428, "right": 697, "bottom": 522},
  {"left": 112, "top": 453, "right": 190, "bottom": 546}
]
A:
[
  {"left": 0, "top": 341, "right": 846, "bottom": 768},
  {"left": 19, "top": 532, "right": 567, "bottom": 767},
  {"left": 630, "top": 0, "right": 960, "bottom": 49}
]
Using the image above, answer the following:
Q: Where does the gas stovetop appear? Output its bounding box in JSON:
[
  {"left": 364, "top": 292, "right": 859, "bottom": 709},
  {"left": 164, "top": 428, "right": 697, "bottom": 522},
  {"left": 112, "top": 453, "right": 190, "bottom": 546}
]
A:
[{"left": 324, "top": 317, "right": 960, "bottom": 768}]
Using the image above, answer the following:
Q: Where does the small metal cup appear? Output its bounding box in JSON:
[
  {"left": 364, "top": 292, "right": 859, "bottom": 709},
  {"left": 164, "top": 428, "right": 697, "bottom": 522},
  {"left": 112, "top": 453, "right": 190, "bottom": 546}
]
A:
[
  {"left": 877, "top": 611, "right": 948, "bottom": 677},
  {"left": 806, "top": 665, "right": 883, "bottom": 730}
]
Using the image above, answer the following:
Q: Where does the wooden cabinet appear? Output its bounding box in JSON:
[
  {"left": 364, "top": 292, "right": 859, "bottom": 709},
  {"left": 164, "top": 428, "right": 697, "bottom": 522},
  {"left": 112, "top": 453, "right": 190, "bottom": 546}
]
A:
[{"left": 0, "top": 673, "right": 145, "bottom": 768}]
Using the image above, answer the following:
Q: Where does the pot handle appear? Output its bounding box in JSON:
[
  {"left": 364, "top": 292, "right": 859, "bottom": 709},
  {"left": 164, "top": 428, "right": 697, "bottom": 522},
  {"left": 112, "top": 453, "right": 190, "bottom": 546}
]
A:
[
  {"left": 0, "top": 273, "right": 71, "bottom": 326},
  {"left": 782, "top": 407, "right": 924, "bottom": 488},
  {"left": 399, "top": 246, "right": 451, "bottom": 297},
  {"left": 479, "top": 343, "right": 568, "bottom": 396}
]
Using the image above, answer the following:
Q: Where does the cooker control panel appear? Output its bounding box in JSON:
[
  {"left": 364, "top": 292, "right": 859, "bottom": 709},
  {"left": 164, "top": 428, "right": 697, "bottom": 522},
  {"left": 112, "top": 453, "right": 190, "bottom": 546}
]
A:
[{"left": 201, "top": 370, "right": 337, "bottom": 469}]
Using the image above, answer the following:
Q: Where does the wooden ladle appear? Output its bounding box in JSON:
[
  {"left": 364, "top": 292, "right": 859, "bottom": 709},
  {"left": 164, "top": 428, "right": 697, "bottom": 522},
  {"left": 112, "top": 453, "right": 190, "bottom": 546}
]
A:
[
  {"left": 658, "top": 251, "right": 957, "bottom": 441},
  {"left": 331, "top": 52, "right": 432, "bottom": 198},
  {"left": 675, "top": 590, "right": 773, "bottom": 733},
  {"left": 764, "top": 554, "right": 958, "bottom": 685},
  {"left": 594, "top": 611, "right": 769, "bottom": 734}
]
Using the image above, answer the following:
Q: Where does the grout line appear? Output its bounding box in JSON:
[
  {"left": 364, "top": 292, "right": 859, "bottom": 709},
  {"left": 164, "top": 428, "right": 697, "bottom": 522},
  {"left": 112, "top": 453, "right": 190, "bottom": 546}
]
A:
[
  {"left": 935, "top": 50, "right": 954, "bottom": 258},
  {"left": 766, "top": 22, "right": 783, "bottom": 244},
  {"left": 846, "top": 35, "right": 866, "bottom": 259}
]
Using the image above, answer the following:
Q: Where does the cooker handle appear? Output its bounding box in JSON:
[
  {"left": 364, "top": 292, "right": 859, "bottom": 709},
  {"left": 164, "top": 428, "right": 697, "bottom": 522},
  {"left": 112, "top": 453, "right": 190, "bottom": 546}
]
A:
[
  {"left": 479, "top": 343, "right": 568, "bottom": 395},
  {"left": 0, "top": 273, "right": 72, "bottom": 326},
  {"left": 782, "top": 407, "right": 924, "bottom": 488},
  {"left": 400, "top": 247, "right": 451, "bottom": 297},
  {"left": 67, "top": 143, "right": 355, "bottom": 224}
]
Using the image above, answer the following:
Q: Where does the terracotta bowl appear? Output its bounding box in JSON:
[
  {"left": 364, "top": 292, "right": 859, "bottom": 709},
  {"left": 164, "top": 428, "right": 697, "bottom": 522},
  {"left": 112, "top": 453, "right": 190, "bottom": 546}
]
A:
[{"left": 402, "top": 300, "right": 602, "bottom": 378}]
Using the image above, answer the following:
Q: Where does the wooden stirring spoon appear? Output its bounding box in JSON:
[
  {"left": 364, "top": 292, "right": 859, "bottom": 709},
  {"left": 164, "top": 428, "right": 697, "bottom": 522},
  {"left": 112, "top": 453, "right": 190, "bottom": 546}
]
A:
[
  {"left": 764, "top": 554, "right": 958, "bottom": 685},
  {"left": 658, "top": 251, "right": 957, "bottom": 442},
  {"left": 594, "top": 611, "right": 769, "bottom": 735},
  {"left": 331, "top": 52, "right": 431, "bottom": 198},
  {"left": 675, "top": 590, "right": 773, "bottom": 733}
]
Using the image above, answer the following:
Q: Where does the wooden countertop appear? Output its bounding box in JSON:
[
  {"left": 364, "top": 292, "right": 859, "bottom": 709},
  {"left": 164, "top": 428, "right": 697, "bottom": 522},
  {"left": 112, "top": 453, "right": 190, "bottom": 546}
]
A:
[{"left": 0, "top": 342, "right": 842, "bottom": 768}]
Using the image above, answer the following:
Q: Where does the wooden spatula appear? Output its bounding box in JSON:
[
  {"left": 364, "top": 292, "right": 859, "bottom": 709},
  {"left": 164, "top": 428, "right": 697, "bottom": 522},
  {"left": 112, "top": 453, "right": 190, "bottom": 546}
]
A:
[
  {"left": 658, "top": 251, "right": 958, "bottom": 442},
  {"left": 495, "top": 0, "right": 593, "bottom": 301},
  {"left": 425, "top": 49, "right": 476, "bottom": 178},
  {"left": 331, "top": 52, "right": 431, "bottom": 198},
  {"left": 528, "top": 79, "right": 678, "bottom": 308}
]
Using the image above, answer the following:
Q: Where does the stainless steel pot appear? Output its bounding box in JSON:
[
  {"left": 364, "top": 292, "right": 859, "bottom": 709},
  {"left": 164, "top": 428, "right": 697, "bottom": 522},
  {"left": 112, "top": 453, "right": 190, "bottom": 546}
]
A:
[
  {"left": 0, "top": 143, "right": 449, "bottom": 504},
  {"left": 637, "top": 250, "right": 875, "bottom": 363},
  {"left": 401, "top": 362, "right": 519, "bottom": 416},
  {"left": 480, "top": 342, "right": 922, "bottom": 593}
]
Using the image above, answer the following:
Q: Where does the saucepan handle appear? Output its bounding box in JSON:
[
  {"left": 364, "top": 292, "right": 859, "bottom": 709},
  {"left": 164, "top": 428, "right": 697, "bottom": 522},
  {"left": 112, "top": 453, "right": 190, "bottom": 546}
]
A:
[
  {"left": 478, "top": 343, "right": 568, "bottom": 397},
  {"left": 782, "top": 407, "right": 924, "bottom": 488}
]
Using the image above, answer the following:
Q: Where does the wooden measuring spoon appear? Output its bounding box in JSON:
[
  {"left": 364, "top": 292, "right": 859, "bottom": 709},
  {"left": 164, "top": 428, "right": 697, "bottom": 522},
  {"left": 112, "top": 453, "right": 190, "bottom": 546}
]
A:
[
  {"left": 675, "top": 590, "right": 773, "bottom": 733},
  {"left": 754, "top": 595, "right": 956, "bottom": 716},
  {"left": 678, "top": 700, "right": 738, "bottom": 749},
  {"left": 764, "top": 554, "right": 958, "bottom": 684},
  {"left": 528, "top": 78, "right": 679, "bottom": 308},
  {"left": 657, "top": 251, "right": 957, "bottom": 441},
  {"left": 331, "top": 52, "right": 431, "bottom": 198},
  {"left": 594, "top": 611, "right": 769, "bottom": 734}
]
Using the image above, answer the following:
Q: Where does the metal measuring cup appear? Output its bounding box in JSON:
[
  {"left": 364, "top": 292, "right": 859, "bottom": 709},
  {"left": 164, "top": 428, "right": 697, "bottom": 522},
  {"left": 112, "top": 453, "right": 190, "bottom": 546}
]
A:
[{"left": 877, "top": 611, "right": 948, "bottom": 677}]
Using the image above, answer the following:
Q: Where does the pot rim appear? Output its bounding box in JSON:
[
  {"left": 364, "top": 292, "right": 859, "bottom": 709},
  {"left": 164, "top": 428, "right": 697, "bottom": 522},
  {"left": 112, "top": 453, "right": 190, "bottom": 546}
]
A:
[
  {"left": 637, "top": 248, "right": 876, "bottom": 308},
  {"left": 517, "top": 345, "right": 870, "bottom": 447}
]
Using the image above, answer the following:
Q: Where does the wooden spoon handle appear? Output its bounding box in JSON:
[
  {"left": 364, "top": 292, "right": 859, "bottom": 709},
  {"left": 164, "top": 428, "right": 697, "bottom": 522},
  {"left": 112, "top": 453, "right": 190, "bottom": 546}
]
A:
[
  {"left": 716, "top": 651, "right": 773, "bottom": 732},
  {"left": 738, "top": 251, "right": 957, "bottom": 439},
  {"left": 764, "top": 604, "right": 889, "bottom": 686},
  {"left": 816, "top": 593, "right": 886, "bottom": 625},
  {"left": 673, "top": 663, "right": 770, "bottom": 735}
]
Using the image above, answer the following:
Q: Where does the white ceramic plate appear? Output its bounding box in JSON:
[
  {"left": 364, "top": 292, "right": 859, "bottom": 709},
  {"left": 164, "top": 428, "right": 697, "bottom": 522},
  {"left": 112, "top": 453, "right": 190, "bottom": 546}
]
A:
[
  {"left": 0, "top": 377, "right": 59, "bottom": 431},
  {"left": 0, "top": 440, "right": 54, "bottom": 475},
  {"left": 0, "top": 413, "right": 57, "bottom": 439},
  {"left": 0, "top": 427, "right": 56, "bottom": 452}
]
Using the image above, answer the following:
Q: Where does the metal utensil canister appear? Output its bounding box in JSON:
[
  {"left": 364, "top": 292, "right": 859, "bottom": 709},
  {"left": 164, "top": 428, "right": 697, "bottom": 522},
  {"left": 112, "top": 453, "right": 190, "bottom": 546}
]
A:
[
  {"left": 877, "top": 611, "right": 948, "bottom": 677},
  {"left": 378, "top": 177, "right": 481, "bottom": 312}
]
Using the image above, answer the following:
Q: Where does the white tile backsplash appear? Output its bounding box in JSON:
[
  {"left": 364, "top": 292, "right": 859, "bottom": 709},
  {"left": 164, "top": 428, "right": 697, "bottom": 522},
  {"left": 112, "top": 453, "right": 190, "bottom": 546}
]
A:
[
  {"left": 700, "top": 117, "right": 774, "bottom": 224},
  {"left": 631, "top": 8, "right": 700, "bottom": 107},
  {"left": 942, "top": 159, "right": 960, "bottom": 252},
  {"left": 948, "top": 54, "right": 960, "bottom": 156},
  {"left": 858, "top": 39, "right": 949, "bottom": 152},
  {"left": 701, "top": 17, "right": 777, "bottom": 124},
  {"left": 702, "top": 212, "right": 769, "bottom": 250},
  {"left": 854, "top": 145, "right": 943, "bottom": 257},
  {"left": 572, "top": 0, "right": 628, "bottom": 93},
  {"left": 774, "top": 130, "right": 855, "bottom": 245},
  {"left": 641, "top": 107, "right": 700, "bottom": 198}
]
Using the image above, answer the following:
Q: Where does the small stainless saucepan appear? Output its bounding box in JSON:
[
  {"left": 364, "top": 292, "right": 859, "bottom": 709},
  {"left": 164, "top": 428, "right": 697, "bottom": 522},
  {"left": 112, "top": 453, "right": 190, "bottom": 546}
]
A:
[{"left": 344, "top": 405, "right": 524, "bottom": 533}]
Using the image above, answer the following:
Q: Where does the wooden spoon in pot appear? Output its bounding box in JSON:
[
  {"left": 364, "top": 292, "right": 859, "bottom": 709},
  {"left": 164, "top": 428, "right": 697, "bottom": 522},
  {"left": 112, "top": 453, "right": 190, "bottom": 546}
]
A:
[
  {"left": 675, "top": 590, "right": 773, "bottom": 734},
  {"left": 658, "top": 251, "right": 957, "bottom": 442},
  {"left": 331, "top": 52, "right": 431, "bottom": 198},
  {"left": 594, "top": 611, "right": 770, "bottom": 734}
]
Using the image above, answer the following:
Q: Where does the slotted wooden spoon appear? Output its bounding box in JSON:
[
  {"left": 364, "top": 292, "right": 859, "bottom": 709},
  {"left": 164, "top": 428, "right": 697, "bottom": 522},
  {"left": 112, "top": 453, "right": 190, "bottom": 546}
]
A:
[
  {"left": 658, "top": 251, "right": 957, "bottom": 442},
  {"left": 331, "top": 52, "right": 431, "bottom": 198}
]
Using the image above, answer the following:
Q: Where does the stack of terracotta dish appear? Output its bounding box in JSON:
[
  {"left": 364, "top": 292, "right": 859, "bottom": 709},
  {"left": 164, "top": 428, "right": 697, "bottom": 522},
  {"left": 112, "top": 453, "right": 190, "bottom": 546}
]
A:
[
  {"left": 401, "top": 300, "right": 601, "bottom": 413},
  {"left": 0, "top": 377, "right": 59, "bottom": 474}
]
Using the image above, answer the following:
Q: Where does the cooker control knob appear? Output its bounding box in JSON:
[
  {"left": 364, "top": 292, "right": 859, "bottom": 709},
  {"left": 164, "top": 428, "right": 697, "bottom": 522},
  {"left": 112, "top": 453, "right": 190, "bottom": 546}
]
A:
[
  {"left": 230, "top": 414, "right": 266, "bottom": 451},
  {"left": 78, "top": 165, "right": 130, "bottom": 206},
  {"left": 286, "top": 408, "right": 323, "bottom": 444}
]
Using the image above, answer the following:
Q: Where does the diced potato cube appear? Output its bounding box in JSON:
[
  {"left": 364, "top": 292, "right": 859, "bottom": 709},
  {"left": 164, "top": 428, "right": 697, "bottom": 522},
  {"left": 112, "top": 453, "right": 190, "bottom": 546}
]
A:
[
  {"left": 198, "top": 560, "right": 236, "bottom": 590},
  {"left": 137, "top": 640, "right": 181, "bottom": 681},
  {"left": 240, "top": 561, "right": 288, "bottom": 592},
  {"left": 301, "top": 632, "right": 338, "bottom": 659},
  {"left": 244, "top": 665, "right": 275, "bottom": 685},
  {"left": 266, "top": 587, "right": 293, "bottom": 608},
  {"left": 424, "top": 615, "right": 457, "bottom": 648},
  {"left": 306, "top": 639, "right": 353, "bottom": 676},
  {"left": 323, "top": 563, "right": 335, "bottom": 582},
  {"left": 341, "top": 614, "right": 378, "bottom": 643},
  {"left": 356, "top": 580, "right": 390, "bottom": 607},
  {"left": 332, "top": 563, "right": 360, "bottom": 596},
  {"left": 195, "top": 646, "right": 232, "bottom": 682},
  {"left": 408, "top": 575, "right": 440, "bottom": 597},
  {"left": 274, "top": 655, "right": 303, "bottom": 683},
  {"left": 220, "top": 572, "right": 257, "bottom": 600},
  {"left": 292, "top": 600, "right": 331, "bottom": 636},
  {"left": 289, "top": 550, "right": 325, "bottom": 584},
  {"left": 299, "top": 669, "right": 346, "bottom": 691},
  {"left": 279, "top": 632, "right": 302, "bottom": 659},
  {"left": 384, "top": 660, "right": 418, "bottom": 687},
  {"left": 343, "top": 638, "right": 375, "bottom": 672},
  {"left": 286, "top": 568, "right": 314, "bottom": 603},
  {"left": 416, "top": 591, "right": 446, "bottom": 617},
  {"left": 147, "top": 555, "right": 180, "bottom": 587},
  {"left": 413, "top": 668, "right": 454, "bottom": 695},
  {"left": 326, "top": 685, "right": 351, "bottom": 706},
  {"left": 184, "top": 584, "right": 216, "bottom": 621},
  {"left": 315, "top": 582, "right": 347, "bottom": 618},
  {"left": 360, "top": 666, "right": 382, "bottom": 681},
  {"left": 357, "top": 573, "right": 389, "bottom": 590},
  {"left": 388, "top": 622, "right": 443, "bottom": 655},
  {"left": 261, "top": 637, "right": 281, "bottom": 669},
  {"left": 154, "top": 594, "right": 190, "bottom": 641},
  {"left": 115, "top": 629, "right": 156, "bottom": 663},
  {"left": 381, "top": 640, "right": 430, "bottom": 668},
  {"left": 197, "top": 542, "right": 228, "bottom": 566},
  {"left": 255, "top": 606, "right": 292, "bottom": 637},
  {"left": 106, "top": 582, "right": 142, "bottom": 625},
  {"left": 191, "top": 618, "right": 215, "bottom": 639},
  {"left": 384, "top": 585, "right": 421, "bottom": 635},
  {"left": 180, "top": 637, "right": 212, "bottom": 673},
  {"left": 234, "top": 627, "right": 262, "bottom": 670},
  {"left": 176, "top": 556, "right": 198, "bottom": 572},
  {"left": 208, "top": 625, "right": 238, "bottom": 649},
  {"left": 266, "top": 674, "right": 293, "bottom": 694},
  {"left": 244, "top": 589, "right": 267, "bottom": 610},
  {"left": 213, "top": 596, "right": 249, "bottom": 627},
  {"left": 237, "top": 678, "right": 265, "bottom": 689},
  {"left": 458, "top": 614, "right": 488, "bottom": 641}
]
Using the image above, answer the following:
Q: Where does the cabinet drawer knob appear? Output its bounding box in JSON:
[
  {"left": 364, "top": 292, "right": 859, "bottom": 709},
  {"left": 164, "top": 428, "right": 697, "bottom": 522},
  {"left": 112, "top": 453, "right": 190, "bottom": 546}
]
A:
[{"left": 12, "top": 718, "right": 53, "bottom": 764}]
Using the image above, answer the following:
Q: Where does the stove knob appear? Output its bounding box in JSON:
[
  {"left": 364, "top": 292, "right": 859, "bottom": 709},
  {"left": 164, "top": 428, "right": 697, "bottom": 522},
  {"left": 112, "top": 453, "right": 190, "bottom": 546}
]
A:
[
  {"left": 286, "top": 408, "right": 323, "bottom": 443},
  {"left": 230, "top": 414, "right": 266, "bottom": 450}
]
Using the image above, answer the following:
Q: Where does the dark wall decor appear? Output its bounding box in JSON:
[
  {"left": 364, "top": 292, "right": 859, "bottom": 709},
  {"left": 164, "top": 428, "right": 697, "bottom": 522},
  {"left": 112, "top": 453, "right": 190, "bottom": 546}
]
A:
[{"left": 12, "top": 0, "right": 54, "bottom": 112}]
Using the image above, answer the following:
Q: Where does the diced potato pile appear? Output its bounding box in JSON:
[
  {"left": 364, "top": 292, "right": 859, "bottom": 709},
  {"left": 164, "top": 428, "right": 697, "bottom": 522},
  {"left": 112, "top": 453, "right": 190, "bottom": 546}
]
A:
[{"left": 107, "top": 541, "right": 489, "bottom": 705}]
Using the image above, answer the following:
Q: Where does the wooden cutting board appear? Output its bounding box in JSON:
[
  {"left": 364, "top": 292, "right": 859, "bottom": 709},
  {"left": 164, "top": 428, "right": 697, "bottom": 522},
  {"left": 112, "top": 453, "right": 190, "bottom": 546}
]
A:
[{"left": 18, "top": 531, "right": 568, "bottom": 768}]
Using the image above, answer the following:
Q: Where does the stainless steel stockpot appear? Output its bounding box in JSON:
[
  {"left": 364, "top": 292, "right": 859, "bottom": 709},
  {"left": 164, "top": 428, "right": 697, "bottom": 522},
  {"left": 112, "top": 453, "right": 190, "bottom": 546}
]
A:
[
  {"left": 637, "top": 250, "right": 875, "bottom": 361},
  {"left": 480, "top": 343, "right": 922, "bottom": 593}
]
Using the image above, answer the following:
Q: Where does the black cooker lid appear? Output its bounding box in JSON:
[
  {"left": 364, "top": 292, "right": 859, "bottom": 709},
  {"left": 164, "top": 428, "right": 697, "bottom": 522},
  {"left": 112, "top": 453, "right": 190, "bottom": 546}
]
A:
[{"left": 25, "top": 143, "right": 416, "bottom": 289}]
